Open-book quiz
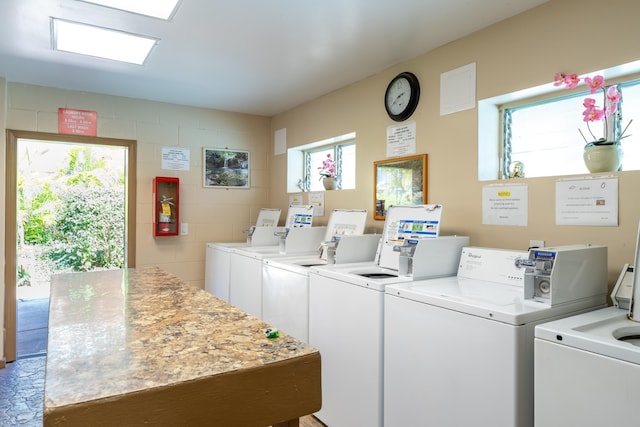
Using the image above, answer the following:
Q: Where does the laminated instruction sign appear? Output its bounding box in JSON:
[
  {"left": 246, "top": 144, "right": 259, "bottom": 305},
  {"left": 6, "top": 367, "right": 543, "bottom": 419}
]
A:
[
  {"left": 386, "top": 121, "right": 416, "bottom": 157},
  {"left": 556, "top": 176, "right": 618, "bottom": 226}
]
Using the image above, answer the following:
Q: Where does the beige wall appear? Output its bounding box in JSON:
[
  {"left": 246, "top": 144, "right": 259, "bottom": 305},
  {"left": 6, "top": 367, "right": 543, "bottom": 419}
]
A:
[
  {"left": 1, "top": 83, "right": 271, "bottom": 358},
  {"left": 270, "top": 0, "right": 640, "bottom": 290},
  {"left": 5, "top": 83, "right": 271, "bottom": 282}
]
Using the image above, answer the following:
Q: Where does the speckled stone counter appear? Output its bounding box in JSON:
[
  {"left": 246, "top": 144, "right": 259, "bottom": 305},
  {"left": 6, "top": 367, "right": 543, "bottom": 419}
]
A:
[{"left": 43, "top": 267, "right": 321, "bottom": 427}]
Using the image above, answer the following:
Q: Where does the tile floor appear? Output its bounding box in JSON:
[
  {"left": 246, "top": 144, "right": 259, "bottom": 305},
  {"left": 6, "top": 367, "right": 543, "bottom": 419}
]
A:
[
  {"left": 1, "top": 297, "right": 326, "bottom": 427},
  {"left": 1, "top": 297, "right": 48, "bottom": 427},
  {"left": 0, "top": 355, "right": 45, "bottom": 427}
]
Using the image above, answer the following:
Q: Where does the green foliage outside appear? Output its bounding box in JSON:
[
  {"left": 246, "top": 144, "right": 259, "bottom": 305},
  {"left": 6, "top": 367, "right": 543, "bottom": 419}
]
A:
[
  {"left": 18, "top": 143, "right": 126, "bottom": 284},
  {"left": 44, "top": 186, "right": 124, "bottom": 271}
]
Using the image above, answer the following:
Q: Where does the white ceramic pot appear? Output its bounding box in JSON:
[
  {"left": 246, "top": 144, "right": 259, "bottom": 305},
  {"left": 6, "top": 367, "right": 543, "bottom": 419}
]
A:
[
  {"left": 583, "top": 144, "right": 623, "bottom": 173},
  {"left": 322, "top": 177, "right": 337, "bottom": 190}
]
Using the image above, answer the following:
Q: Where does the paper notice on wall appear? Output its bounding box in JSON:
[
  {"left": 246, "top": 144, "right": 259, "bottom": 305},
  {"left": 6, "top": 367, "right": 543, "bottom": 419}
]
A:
[
  {"left": 482, "top": 184, "right": 528, "bottom": 226},
  {"left": 556, "top": 176, "right": 618, "bottom": 226},
  {"left": 289, "top": 193, "right": 303, "bottom": 206},
  {"left": 162, "top": 147, "right": 190, "bottom": 171},
  {"left": 386, "top": 121, "right": 416, "bottom": 157},
  {"left": 309, "top": 191, "right": 325, "bottom": 217}
]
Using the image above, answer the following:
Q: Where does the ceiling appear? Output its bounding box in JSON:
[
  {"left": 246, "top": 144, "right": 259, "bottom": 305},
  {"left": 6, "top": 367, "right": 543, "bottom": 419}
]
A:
[{"left": 0, "top": 0, "right": 548, "bottom": 117}]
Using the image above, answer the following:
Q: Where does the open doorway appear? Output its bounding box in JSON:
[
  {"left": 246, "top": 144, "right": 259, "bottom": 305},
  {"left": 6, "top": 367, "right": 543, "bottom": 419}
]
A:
[{"left": 4, "top": 130, "right": 137, "bottom": 363}]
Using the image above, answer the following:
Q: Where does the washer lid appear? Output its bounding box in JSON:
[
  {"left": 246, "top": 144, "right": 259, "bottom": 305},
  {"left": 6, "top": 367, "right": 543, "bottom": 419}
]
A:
[
  {"left": 286, "top": 204, "right": 314, "bottom": 228},
  {"left": 255, "top": 208, "right": 281, "bottom": 227},
  {"left": 535, "top": 307, "right": 640, "bottom": 365},
  {"left": 378, "top": 204, "right": 443, "bottom": 271},
  {"left": 611, "top": 264, "right": 634, "bottom": 309}
]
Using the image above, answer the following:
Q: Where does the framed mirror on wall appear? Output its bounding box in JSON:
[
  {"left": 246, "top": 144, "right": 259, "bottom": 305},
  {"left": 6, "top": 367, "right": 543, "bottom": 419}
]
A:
[{"left": 374, "top": 154, "right": 427, "bottom": 220}]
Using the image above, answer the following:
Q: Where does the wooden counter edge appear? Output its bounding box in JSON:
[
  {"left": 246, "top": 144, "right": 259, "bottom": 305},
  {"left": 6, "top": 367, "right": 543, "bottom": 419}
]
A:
[{"left": 44, "top": 351, "right": 322, "bottom": 427}]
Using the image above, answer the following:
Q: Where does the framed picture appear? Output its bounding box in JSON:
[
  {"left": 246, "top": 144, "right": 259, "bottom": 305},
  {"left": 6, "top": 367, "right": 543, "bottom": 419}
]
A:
[
  {"left": 203, "top": 148, "right": 250, "bottom": 189},
  {"left": 374, "top": 154, "right": 427, "bottom": 220}
]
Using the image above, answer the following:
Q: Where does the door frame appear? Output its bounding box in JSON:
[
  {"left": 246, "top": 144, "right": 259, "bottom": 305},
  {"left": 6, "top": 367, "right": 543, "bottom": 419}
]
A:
[{"left": 3, "top": 129, "right": 137, "bottom": 363}]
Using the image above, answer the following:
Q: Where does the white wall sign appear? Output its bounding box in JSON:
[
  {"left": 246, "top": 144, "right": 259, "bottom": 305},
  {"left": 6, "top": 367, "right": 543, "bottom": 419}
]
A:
[
  {"left": 440, "top": 62, "right": 476, "bottom": 116},
  {"left": 556, "top": 176, "right": 618, "bottom": 226},
  {"left": 161, "top": 147, "right": 190, "bottom": 171},
  {"left": 386, "top": 121, "right": 416, "bottom": 157},
  {"left": 482, "top": 184, "right": 528, "bottom": 226},
  {"left": 274, "top": 128, "right": 286, "bottom": 155}
]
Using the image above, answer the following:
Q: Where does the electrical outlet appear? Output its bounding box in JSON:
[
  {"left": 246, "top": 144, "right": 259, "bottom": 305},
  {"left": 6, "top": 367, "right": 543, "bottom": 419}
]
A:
[{"left": 529, "top": 240, "right": 545, "bottom": 249}]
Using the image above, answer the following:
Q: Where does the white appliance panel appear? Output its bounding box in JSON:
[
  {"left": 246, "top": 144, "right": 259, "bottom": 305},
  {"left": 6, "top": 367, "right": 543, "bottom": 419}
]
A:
[
  {"left": 262, "top": 261, "right": 309, "bottom": 342},
  {"left": 205, "top": 242, "right": 245, "bottom": 301},
  {"left": 309, "top": 272, "right": 384, "bottom": 427},
  {"left": 228, "top": 250, "right": 264, "bottom": 317},
  {"left": 535, "top": 338, "right": 640, "bottom": 426},
  {"left": 384, "top": 293, "right": 531, "bottom": 427}
]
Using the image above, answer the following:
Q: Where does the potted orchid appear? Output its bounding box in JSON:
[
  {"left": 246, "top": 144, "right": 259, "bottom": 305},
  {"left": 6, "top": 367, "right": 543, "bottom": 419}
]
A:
[
  {"left": 554, "top": 72, "right": 632, "bottom": 145},
  {"left": 554, "top": 72, "right": 632, "bottom": 172},
  {"left": 318, "top": 153, "right": 338, "bottom": 190}
]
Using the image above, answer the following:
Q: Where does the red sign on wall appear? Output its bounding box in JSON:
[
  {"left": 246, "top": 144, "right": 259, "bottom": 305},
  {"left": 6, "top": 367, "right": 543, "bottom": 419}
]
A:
[{"left": 58, "top": 108, "right": 97, "bottom": 136}]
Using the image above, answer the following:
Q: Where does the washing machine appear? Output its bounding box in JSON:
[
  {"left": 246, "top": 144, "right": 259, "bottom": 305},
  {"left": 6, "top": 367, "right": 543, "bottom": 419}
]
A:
[
  {"left": 307, "top": 204, "right": 469, "bottom": 427},
  {"left": 204, "top": 207, "right": 282, "bottom": 301},
  {"left": 260, "top": 208, "right": 376, "bottom": 343},
  {"left": 229, "top": 224, "right": 325, "bottom": 318},
  {"left": 263, "top": 234, "right": 380, "bottom": 342},
  {"left": 534, "top": 228, "right": 640, "bottom": 426},
  {"left": 384, "top": 245, "right": 608, "bottom": 427}
]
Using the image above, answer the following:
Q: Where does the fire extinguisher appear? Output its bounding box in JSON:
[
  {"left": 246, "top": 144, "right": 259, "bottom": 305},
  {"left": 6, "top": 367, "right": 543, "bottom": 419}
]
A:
[{"left": 159, "top": 195, "right": 174, "bottom": 233}]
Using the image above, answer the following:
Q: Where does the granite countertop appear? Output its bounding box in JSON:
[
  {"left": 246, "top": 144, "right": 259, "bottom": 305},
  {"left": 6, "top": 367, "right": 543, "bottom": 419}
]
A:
[{"left": 44, "top": 266, "right": 321, "bottom": 426}]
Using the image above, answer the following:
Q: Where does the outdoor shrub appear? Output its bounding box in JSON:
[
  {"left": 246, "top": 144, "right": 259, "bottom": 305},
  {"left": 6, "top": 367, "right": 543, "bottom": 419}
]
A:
[{"left": 44, "top": 186, "right": 125, "bottom": 271}]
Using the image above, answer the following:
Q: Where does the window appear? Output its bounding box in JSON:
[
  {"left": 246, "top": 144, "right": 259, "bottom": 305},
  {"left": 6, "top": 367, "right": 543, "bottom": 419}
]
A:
[
  {"left": 502, "top": 77, "right": 640, "bottom": 178},
  {"left": 287, "top": 132, "right": 356, "bottom": 192}
]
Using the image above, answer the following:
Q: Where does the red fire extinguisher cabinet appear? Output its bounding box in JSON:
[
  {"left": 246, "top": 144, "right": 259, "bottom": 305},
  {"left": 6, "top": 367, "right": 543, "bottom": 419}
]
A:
[{"left": 153, "top": 177, "right": 179, "bottom": 236}]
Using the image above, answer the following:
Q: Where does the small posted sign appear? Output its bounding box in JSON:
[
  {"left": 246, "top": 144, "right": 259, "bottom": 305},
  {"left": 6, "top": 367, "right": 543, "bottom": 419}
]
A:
[{"left": 58, "top": 108, "right": 97, "bottom": 136}]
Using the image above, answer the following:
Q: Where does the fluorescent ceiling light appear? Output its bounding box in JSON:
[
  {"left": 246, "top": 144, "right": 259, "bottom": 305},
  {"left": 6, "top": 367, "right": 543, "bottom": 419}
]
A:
[
  {"left": 53, "top": 19, "right": 157, "bottom": 65},
  {"left": 79, "top": 0, "right": 181, "bottom": 20}
]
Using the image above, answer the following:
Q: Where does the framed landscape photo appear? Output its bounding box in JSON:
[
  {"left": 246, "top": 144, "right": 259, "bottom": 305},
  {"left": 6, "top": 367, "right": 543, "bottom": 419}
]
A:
[{"left": 203, "top": 148, "right": 250, "bottom": 189}]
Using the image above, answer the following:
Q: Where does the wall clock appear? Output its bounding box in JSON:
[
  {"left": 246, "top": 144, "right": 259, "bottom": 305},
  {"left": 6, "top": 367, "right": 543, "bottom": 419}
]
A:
[{"left": 384, "top": 71, "right": 420, "bottom": 122}]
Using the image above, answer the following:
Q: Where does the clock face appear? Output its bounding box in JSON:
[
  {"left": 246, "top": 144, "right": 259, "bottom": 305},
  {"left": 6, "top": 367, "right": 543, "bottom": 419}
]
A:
[
  {"left": 386, "top": 77, "right": 412, "bottom": 115},
  {"left": 385, "top": 72, "right": 420, "bottom": 121}
]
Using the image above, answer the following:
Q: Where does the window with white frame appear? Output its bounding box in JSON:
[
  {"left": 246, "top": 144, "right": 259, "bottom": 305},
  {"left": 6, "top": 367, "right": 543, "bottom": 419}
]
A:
[
  {"left": 287, "top": 132, "right": 356, "bottom": 192},
  {"left": 502, "top": 77, "right": 640, "bottom": 179}
]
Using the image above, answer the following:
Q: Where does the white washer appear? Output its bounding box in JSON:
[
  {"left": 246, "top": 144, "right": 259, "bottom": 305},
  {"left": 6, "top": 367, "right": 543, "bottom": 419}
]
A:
[
  {"left": 384, "top": 246, "right": 607, "bottom": 427},
  {"left": 229, "top": 226, "right": 326, "bottom": 318},
  {"left": 205, "top": 241, "right": 247, "bottom": 302},
  {"left": 204, "top": 207, "right": 282, "bottom": 301},
  {"left": 308, "top": 204, "right": 467, "bottom": 427},
  {"left": 534, "top": 307, "right": 640, "bottom": 426},
  {"left": 262, "top": 234, "right": 380, "bottom": 343},
  {"left": 261, "top": 209, "right": 372, "bottom": 342},
  {"left": 534, "top": 224, "right": 640, "bottom": 426}
]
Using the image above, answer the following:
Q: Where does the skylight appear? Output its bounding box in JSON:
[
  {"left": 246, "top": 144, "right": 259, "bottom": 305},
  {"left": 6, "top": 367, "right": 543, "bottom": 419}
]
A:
[
  {"left": 52, "top": 19, "right": 157, "bottom": 65},
  {"left": 79, "top": 0, "right": 181, "bottom": 20}
]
